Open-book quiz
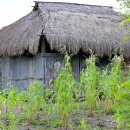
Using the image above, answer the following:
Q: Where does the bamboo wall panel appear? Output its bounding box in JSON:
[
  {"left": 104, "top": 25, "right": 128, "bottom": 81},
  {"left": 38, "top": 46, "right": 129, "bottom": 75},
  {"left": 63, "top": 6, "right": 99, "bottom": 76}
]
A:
[{"left": 0, "top": 53, "right": 94, "bottom": 91}]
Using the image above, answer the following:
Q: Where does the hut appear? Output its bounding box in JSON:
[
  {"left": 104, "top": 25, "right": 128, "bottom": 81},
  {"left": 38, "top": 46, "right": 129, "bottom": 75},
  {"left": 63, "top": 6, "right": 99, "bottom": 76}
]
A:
[{"left": 0, "top": 1, "right": 129, "bottom": 90}]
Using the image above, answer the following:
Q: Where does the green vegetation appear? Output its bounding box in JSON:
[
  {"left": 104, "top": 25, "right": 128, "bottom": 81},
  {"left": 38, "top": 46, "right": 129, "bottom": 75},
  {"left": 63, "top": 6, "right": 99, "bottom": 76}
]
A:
[
  {"left": 117, "top": 0, "right": 130, "bottom": 41},
  {"left": 114, "top": 72, "right": 130, "bottom": 129},
  {"left": 80, "top": 54, "right": 100, "bottom": 116},
  {"left": 53, "top": 53, "right": 76, "bottom": 128},
  {"left": 117, "top": 0, "right": 130, "bottom": 15},
  {"left": 0, "top": 53, "right": 130, "bottom": 129}
]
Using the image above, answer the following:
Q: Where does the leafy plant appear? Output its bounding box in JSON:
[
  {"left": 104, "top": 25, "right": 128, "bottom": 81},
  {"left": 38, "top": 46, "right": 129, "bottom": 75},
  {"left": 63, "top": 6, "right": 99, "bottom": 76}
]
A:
[
  {"left": 6, "top": 87, "right": 19, "bottom": 112},
  {"left": 7, "top": 112, "right": 18, "bottom": 130},
  {"left": 114, "top": 79, "right": 130, "bottom": 129},
  {"left": 80, "top": 119, "right": 87, "bottom": 130},
  {"left": 54, "top": 52, "right": 76, "bottom": 128},
  {"left": 0, "top": 90, "right": 8, "bottom": 115},
  {"left": 22, "top": 82, "right": 45, "bottom": 124},
  {"left": 99, "top": 55, "right": 123, "bottom": 114},
  {"left": 80, "top": 54, "right": 100, "bottom": 116}
]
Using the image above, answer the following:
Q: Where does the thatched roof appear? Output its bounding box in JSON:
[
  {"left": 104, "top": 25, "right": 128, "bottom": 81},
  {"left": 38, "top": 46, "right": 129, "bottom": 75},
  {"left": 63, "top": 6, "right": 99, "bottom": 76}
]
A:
[{"left": 0, "top": 1, "right": 129, "bottom": 58}]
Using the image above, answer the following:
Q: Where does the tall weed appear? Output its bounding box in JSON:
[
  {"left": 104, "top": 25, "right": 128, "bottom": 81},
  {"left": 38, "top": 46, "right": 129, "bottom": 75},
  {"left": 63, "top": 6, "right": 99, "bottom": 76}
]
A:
[
  {"left": 99, "top": 56, "right": 123, "bottom": 114},
  {"left": 22, "top": 82, "right": 45, "bottom": 124},
  {"left": 54, "top": 53, "right": 76, "bottom": 127},
  {"left": 114, "top": 78, "right": 130, "bottom": 129},
  {"left": 80, "top": 54, "right": 100, "bottom": 116}
]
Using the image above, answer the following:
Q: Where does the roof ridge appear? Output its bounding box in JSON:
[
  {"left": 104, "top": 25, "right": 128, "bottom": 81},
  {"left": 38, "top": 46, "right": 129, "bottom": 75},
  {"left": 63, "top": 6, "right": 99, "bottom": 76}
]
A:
[{"left": 33, "top": 1, "right": 113, "bottom": 9}]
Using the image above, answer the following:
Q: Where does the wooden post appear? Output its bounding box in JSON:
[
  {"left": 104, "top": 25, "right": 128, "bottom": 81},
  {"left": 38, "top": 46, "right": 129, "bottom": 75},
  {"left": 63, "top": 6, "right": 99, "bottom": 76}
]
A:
[
  {"left": 29, "top": 58, "right": 33, "bottom": 85},
  {"left": 41, "top": 36, "right": 46, "bottom": 53}
]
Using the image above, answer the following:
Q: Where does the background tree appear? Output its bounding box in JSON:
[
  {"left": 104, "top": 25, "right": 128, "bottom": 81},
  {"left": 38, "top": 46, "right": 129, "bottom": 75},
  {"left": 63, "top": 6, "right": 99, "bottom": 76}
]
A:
[
  {"left": 117, "top": 0, "right": 130, "bottom": 15},
  {"left": 117, "top": 0, "right": 130, "bottom": 40}
]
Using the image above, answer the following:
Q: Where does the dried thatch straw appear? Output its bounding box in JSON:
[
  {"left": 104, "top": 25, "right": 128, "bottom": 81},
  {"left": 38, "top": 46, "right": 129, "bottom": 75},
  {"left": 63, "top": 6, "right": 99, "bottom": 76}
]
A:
[
  {"left": 0, "top": 10, "right": 43, "bottom": 56},
  {"left": 0, "top": 2, "right": 129, "bottom": 58}
]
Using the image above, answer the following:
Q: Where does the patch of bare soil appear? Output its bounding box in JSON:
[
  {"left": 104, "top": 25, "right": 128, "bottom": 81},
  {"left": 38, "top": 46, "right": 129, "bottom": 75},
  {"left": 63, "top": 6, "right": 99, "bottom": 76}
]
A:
[{"left": 18, "top": 111, "right": 117, "bottom": 130}]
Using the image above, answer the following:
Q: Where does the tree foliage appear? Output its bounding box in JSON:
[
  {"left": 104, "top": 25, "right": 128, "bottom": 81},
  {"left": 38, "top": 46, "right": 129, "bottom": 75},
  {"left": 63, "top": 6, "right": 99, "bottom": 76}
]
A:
[
  {"left": 117, "top": 0, "right": 130, "bottom": 15},
  {"left": 117, "top": 0, "right": 130, "bottom": 41}
]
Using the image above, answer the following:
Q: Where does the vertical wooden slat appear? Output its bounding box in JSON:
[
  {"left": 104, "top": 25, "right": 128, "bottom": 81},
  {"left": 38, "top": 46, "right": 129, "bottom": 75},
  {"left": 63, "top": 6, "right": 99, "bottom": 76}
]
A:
[
  {"left": 71, "top": 55, "right": 80, "bottom": 81},
  {"left": 29, "top": 58, "right": 33, "bottom": 84},
  {"left": 1, "top": 57, "right": 12, "bottom": 89},
  {"left": 32, "top": 55, "right": 45, "bottom": 84},
  {"left": 79, "top": 55, "right": 86, "bottom": 73},
  {"left": 10, "top": 56, "right": 29, "bottom": 91},
  {"left": 14, "top": 80, "right": 29, "bottom": 92}
]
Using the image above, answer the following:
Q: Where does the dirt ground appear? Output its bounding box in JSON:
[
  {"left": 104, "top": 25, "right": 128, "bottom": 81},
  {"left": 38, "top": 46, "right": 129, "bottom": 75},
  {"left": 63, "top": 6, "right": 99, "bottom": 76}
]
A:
[
  {"left": 18, "top": 112, "right": 117, "bottom": 130},
  {"left": 1, "top": 105, "right": 117, "bottom": 130}
]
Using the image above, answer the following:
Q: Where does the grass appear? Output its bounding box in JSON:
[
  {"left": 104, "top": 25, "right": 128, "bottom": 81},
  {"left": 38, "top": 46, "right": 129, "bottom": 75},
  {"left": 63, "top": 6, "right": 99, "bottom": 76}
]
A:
[{"left": 0, "top": 53, "right": 130, "bottom": 130}]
